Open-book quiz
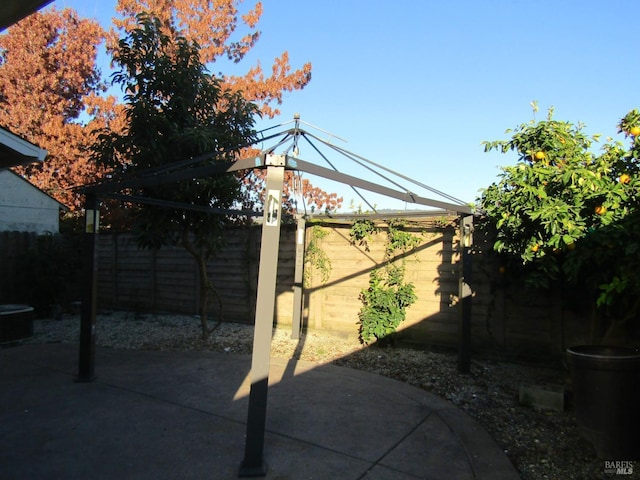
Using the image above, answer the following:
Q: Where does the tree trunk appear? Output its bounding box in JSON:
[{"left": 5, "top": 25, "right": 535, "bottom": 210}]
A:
[
  {"left": 195, "top": 254, "right": 210, "bottom": 339},
  {"left": 589, "top": 298, "right": 640, "bottom": 346},
  {"left": 601, "top": 297, "right": 640, "bottom": 346},
  {"left": 181, "top": 230, "right": 211, "bottom": 340},
  {"left": 589, "top": 303, "right": 603, "bottom": 345}
]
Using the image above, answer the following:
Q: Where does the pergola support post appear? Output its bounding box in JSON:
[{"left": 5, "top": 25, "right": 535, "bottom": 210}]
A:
[
  {"left": 239, "top": 159, "right": 285, "bottom": 477},
  {"left": 457, "top": 214, "right": 473, "bottom": 374},
  {"left": 77, "top": 194, "right": 99, "bottom": 382},
  {"left": 291, "top": 215, "right": 306, "bottom": 340}
]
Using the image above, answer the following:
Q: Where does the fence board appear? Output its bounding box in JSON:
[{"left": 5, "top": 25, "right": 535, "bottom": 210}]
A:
[{"left": 0, "top": 219, "right": 600, "bottom": 357}]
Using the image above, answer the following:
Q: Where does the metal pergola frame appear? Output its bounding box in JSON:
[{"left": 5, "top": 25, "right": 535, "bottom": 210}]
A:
[{"left": 77, "top": 117, "right": 475, "bottom": 477}]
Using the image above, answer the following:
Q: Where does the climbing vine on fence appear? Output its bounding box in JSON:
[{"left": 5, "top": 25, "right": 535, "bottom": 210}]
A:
[
  {"left": 349, "top": 219, "right": 377, "bottom": 251},
  {"left": 385, "top": 220, "right": 422, "bottom": 258},
  {"left": 350, "top": 219, "right": 420, "bottom": 345},
  {"left": 304, "top": 225, "right": 332, "bottom": 288},
  {"left": 358, "top": 263, "right": 416, "bottom": 345}
]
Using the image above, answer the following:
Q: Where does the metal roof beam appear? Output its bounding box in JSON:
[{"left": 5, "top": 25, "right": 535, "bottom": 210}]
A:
[
  {"left": 82, "top": 148, "right": 472, "bottom": 214},
  {"left": 289, "top": 157, "right": 473, "bottom": 214},
  {"left": 308, "top": 210, "right": 453, "bottom": 220},
  {"left": 99, "top": 192, "right": 261, "bottom": 217},
  {"left": 84, "top": 156, "right": 263, "bottom": 194}
]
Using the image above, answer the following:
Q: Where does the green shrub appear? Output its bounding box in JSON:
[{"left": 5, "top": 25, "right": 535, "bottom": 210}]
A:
[{"left": 358, "top": 264, "right": 416, "bottom": 345}]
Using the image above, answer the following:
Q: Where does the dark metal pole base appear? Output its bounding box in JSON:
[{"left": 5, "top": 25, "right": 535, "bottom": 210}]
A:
[
  {"left": 238, "top": 461, "right": 267, "bottom": 477},
  {"left": 75, "top": 375, "right": 96, "bottom": 383}
]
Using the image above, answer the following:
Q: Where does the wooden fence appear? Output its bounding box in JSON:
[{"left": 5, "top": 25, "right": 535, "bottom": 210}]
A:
[
  {"left": 0, "top": 231, "right": 38, "bottom": 305},
  {"left": 1, "top": 222, "right": 595, "bottom": 358},
  {"left": 91, "top": 220, "right": 593, "bottom": 357},
  {"left": 0, "top": 231, "right": 83, "bottom": 315},
  {"left": 95, "top": 226, "right": 297, "bottom": 325}
]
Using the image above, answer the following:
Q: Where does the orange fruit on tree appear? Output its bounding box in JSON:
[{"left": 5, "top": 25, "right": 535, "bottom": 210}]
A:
[
  {"left": 534, "top": 151, "right": 546, "bottom": 161},
  {"left": 620, "top": 173, "right": 631, "bottom": 184},
  {"left": 531, "top": 244, "right": 539, "bottom": 252},
  {"left": 630, "top": 126, "right": 640, "bottom": 136},
  {"left": 595, "top": 205, "right": 606, "bottom": 215}
]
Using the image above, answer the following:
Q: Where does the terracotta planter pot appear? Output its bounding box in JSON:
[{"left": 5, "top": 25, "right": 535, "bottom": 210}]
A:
[{"left": 567, "top": 345, "right": 640, "bottom": 460}]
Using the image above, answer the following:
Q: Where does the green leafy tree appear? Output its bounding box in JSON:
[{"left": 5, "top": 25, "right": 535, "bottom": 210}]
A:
[
  {"left": 93, "top": 14, "right": 258, "bottom": 338},
  {"left": 479, "top": 106, "right": 640, "bottom": 342}
]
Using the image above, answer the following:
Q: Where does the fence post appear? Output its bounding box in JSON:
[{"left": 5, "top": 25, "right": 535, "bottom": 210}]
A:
[
  {"left": 291, "top": 215, "right": 306, "bottom": 339},
  {"left": 457, "top": 214, "right": 473, "bottom": 374},
  {"left": 77, "top": 194, "right": 99, "bottom": 382}
]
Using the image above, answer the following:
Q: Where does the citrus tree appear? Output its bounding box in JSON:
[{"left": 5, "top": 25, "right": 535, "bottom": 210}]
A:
[{"left": 479, "top": 106, "right": 640, "bottom": 342}]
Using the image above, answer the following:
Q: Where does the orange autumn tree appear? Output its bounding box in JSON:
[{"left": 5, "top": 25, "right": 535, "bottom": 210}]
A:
[
  {"left": 0, "top": 2, "right": 340, "bottom": 220},
  {"left": 0, "top": 8, "right": 124, "bottom": 214},
  {"left": 110, "top": 0, "right": 341, "bottom": 213},
  {"left": 109, "top": 0, "right": 310, "bottom": 119}
]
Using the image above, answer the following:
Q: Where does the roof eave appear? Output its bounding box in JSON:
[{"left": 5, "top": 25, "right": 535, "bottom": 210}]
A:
[
  {"left": 0, "top": 0, "right": 54, "bottom": 32},
  {"left": 0, "top": 127, "right": 48, "bottom": 169}
]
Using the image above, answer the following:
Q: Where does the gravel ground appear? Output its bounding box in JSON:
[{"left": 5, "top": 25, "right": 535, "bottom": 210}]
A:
[{"left": 24, "top": 312, "right": 639, "bottom": 480}]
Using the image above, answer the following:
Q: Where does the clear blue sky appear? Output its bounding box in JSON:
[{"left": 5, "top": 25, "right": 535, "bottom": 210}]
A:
[{"left": 53, "top": 0, "right": 640, "bottom": 212}]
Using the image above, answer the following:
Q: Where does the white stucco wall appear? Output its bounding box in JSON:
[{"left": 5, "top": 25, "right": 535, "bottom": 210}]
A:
[{"left": 0, "top": 170, "right": 62, "bottom": 234}]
